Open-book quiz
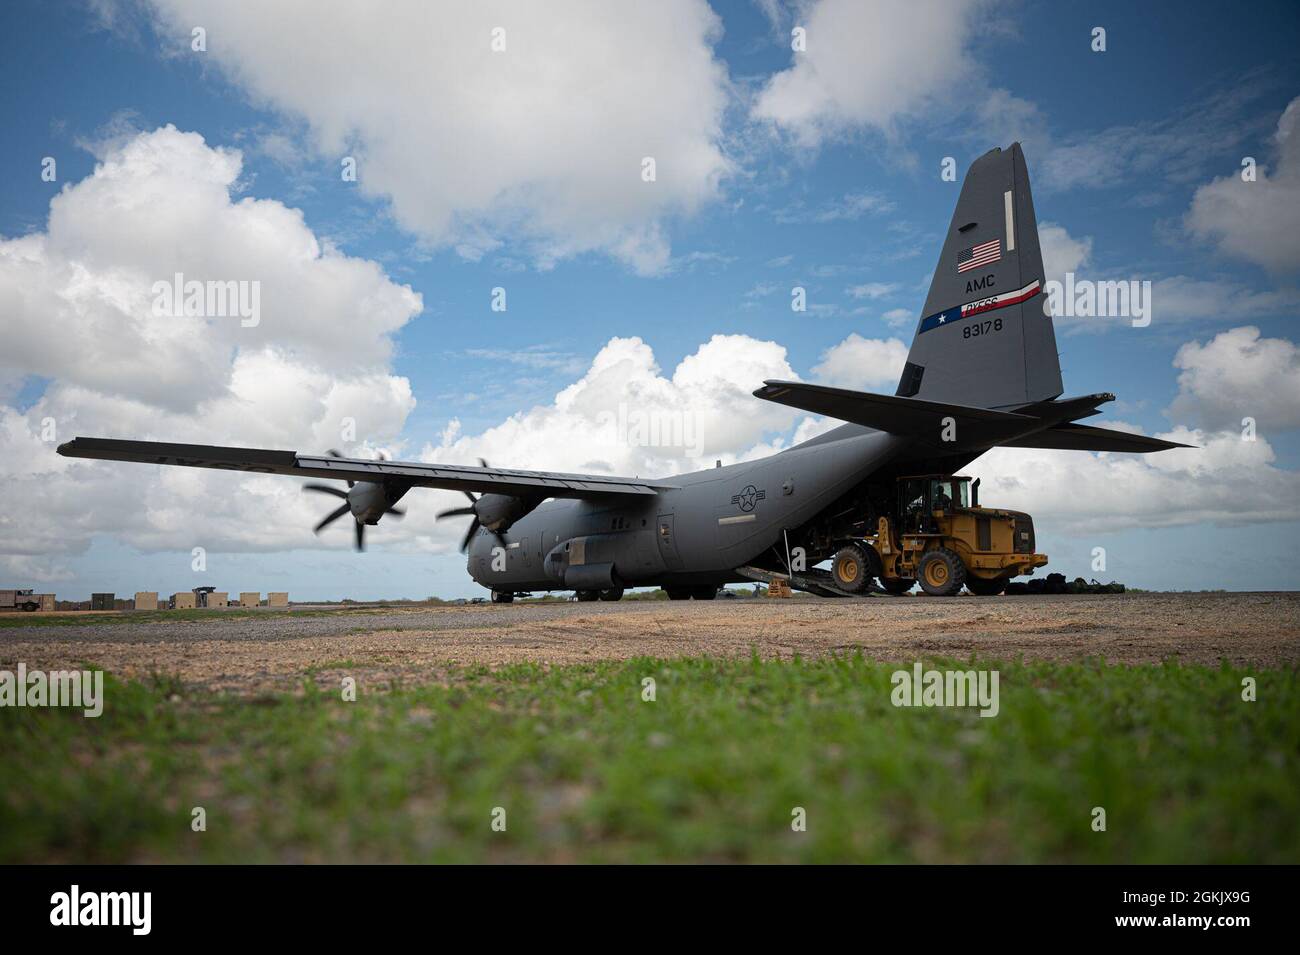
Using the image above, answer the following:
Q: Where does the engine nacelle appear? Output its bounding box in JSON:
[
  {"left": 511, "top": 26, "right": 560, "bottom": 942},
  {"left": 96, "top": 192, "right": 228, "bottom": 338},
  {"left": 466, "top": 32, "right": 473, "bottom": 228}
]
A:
[
  {"left": 348, "top": 481, "right": 408, "bottom": 525},
  {"left": 473, "top": 493, "right": 539, "bottom": 533}
]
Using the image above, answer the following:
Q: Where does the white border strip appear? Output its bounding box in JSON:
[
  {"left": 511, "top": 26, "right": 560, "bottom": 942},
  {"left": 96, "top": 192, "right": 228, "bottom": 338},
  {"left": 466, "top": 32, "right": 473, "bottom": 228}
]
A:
[{"left": 1004, "top": 189, "right": 1015, "bottom": 252}]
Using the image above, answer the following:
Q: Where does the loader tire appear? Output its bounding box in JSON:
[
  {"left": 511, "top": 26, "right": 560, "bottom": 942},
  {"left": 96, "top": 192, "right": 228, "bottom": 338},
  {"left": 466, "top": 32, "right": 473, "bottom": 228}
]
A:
[
  {"left": 966, "top": 575, "right": 1008, "bottom": 596},
  {"left": 830, "top": 544, "right": 874, "bottom": 594},
  {"left": 880, "top": 577, "right": 915, "bottom": 595},
  {"left": 918, "top": 548, "right": 966, "bottom": 597}
]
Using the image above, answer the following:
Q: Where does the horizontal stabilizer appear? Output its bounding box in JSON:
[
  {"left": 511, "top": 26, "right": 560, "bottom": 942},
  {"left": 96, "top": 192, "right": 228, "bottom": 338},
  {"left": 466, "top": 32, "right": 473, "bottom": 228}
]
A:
[
  {"left": 1000, "top": 424, "right": 1193, "bottom": 453},
  {"left": 753, "top": 380, "right": 1035, "bottom": 447},
  {"left": 755, "top": 382, "right": 1192, "bottom": 454},
  {"left": 1010, "top": 392, "right": 1115, "bottom": 424}
]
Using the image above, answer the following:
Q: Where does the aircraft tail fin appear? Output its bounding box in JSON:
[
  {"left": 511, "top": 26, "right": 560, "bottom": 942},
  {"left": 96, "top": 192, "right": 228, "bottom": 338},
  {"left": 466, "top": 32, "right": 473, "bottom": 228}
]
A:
[{"left": 895, "top": 142, "right": 1062, "bottom": 410}]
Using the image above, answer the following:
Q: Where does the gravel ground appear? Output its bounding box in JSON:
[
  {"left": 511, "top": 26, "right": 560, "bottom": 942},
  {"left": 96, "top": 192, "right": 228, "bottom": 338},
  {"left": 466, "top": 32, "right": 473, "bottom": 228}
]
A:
[{"left": 2, "top": 592, "right": 1297, "bottom": 694}]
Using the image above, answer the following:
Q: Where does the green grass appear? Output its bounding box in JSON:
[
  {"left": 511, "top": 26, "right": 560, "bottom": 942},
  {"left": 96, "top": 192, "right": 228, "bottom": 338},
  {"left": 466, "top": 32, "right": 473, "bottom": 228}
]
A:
[{"left": 1, "top": 656, "right": 1295, "bottom": 863}]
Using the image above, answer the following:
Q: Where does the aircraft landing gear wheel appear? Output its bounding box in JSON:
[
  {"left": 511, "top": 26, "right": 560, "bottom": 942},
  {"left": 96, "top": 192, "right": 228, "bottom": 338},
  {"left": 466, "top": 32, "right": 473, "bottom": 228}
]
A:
[
  {"left": 690, "top": 586, "right": 717, "bottom": 600},
  {"left": 598, "top": 587, "right": 624, "bottom": 602},
  {"left": 918, "top": 548, "right": 966, "bottom": 597},
  {"left": 966, "top": 575, "right": 1008, "bottom": 596},
  {"left": 575, "top": 590, "right": 599, "bottom": 602},
  {"left": 490, "top": 590, "right": 514, "bottom": 604},
  {"left": 830, "top": 544, "right": 874, "bottom": 594},
  {"left": 880, "top": 577, "right": 914, "bottom": 595},
  {"left": 665, "top": 587, "right": 691, "bottom": 600}
]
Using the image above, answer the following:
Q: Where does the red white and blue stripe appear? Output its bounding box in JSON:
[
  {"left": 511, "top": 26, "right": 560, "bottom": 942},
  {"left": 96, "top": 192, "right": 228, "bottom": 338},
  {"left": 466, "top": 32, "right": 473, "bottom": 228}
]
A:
[{"left": 918, "top": 279, "right": 1042, "bottom": 334}]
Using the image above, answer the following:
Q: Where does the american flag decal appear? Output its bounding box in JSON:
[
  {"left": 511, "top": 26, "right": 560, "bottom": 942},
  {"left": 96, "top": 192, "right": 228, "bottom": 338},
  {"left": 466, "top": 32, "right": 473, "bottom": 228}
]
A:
[{"left": 956, "top": 238, "right": 1001, "bottom": 273}]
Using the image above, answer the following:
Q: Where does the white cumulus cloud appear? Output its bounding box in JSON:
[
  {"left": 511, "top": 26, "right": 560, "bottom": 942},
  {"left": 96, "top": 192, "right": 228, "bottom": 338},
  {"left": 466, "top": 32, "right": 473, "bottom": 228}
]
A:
[
  {"left": 1, "top": 125, "right": 419, "bottom": 412},
  {"left": 970, "top": 425, "right": 1300, "bottom": 534},
  {"left": 1185, "top": 96, "right": 1300, "bottom": 273},
  {"left": 1038, "top": 221, "right": 1092, "bottom": 287},
  {"left": 0, "top": 126, "right": 421, "bottom": 564},
  {"left": 968, "top": 326, "right": 1300, "bottom": 533},
  {"left": 810, "top": 333, "right": 909, "bottom": 390},
  {"left": 1169, "top": 326, "right": 1300, "bottom": 433},
  {"left": 422, "top": 334, "right": 802, "bottom": 479},
  {"left": 142, "top": 0, "right": 734, "bottom": 275},
  {"left": 751, "top": 0, "right": 983, "bottom": 145}
]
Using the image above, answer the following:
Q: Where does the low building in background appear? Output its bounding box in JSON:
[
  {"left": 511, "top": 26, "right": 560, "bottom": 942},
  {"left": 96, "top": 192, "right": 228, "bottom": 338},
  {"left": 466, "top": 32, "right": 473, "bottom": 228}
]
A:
[{"left": 27, "top": 589, "right": 287, "bottom": 611}]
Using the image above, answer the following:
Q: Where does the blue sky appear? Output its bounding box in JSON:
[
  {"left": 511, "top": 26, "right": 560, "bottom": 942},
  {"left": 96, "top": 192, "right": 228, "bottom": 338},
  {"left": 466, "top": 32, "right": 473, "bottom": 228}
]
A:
[{"left": 2, "top": 0, "right": 1298, "bottom": 598}]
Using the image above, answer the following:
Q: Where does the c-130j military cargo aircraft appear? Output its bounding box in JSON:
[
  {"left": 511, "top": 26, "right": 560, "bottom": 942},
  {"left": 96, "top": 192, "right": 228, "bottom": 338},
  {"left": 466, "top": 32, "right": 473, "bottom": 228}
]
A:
[{"left": 59, "top": 144, "right": 1187, "bottom": 602}]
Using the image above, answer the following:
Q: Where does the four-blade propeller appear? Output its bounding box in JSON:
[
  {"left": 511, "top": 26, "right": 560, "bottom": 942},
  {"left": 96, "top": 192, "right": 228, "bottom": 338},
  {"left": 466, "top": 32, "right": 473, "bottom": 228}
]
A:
[
  {"left": 434, "top": 458, "right": 505, "bottom": 553},
  {"left": 302, "top": 450, "right": 405, "bottom": 551}
]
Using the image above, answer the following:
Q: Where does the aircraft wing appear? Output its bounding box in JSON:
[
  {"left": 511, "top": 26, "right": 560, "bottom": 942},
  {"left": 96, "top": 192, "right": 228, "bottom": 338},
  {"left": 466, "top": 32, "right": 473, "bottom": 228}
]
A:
[
  {"left": 998, "top": 424, "right": 1193, "bottom": 453},
  {"left": 56, "top": 437, "right": 672, "bottom": 498}
]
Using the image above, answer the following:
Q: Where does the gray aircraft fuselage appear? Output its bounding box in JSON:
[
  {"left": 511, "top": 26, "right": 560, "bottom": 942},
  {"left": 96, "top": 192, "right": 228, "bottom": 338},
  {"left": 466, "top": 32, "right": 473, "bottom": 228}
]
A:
[{"left": 466, "top": 424, "right": 958, "bottom": 593}]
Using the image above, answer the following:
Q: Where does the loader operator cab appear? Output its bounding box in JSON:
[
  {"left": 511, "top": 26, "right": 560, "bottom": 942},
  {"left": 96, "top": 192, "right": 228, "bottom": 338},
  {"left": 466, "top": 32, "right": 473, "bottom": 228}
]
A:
[{"left": 899, "top": 475, "right": 971, "bottom": 534}]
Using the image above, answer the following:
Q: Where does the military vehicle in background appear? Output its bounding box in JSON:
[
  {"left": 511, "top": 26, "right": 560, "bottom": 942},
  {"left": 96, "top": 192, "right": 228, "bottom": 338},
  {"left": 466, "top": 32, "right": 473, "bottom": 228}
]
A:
[{"left": 1, "top": 589, "right": 52, "bottom": 612}]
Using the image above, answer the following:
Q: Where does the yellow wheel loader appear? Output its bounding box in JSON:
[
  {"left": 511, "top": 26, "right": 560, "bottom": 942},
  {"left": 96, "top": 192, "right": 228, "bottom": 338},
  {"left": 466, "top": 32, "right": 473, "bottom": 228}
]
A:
[{"left": 829, "top": 475, "right": 1047, "bottom": 596}]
